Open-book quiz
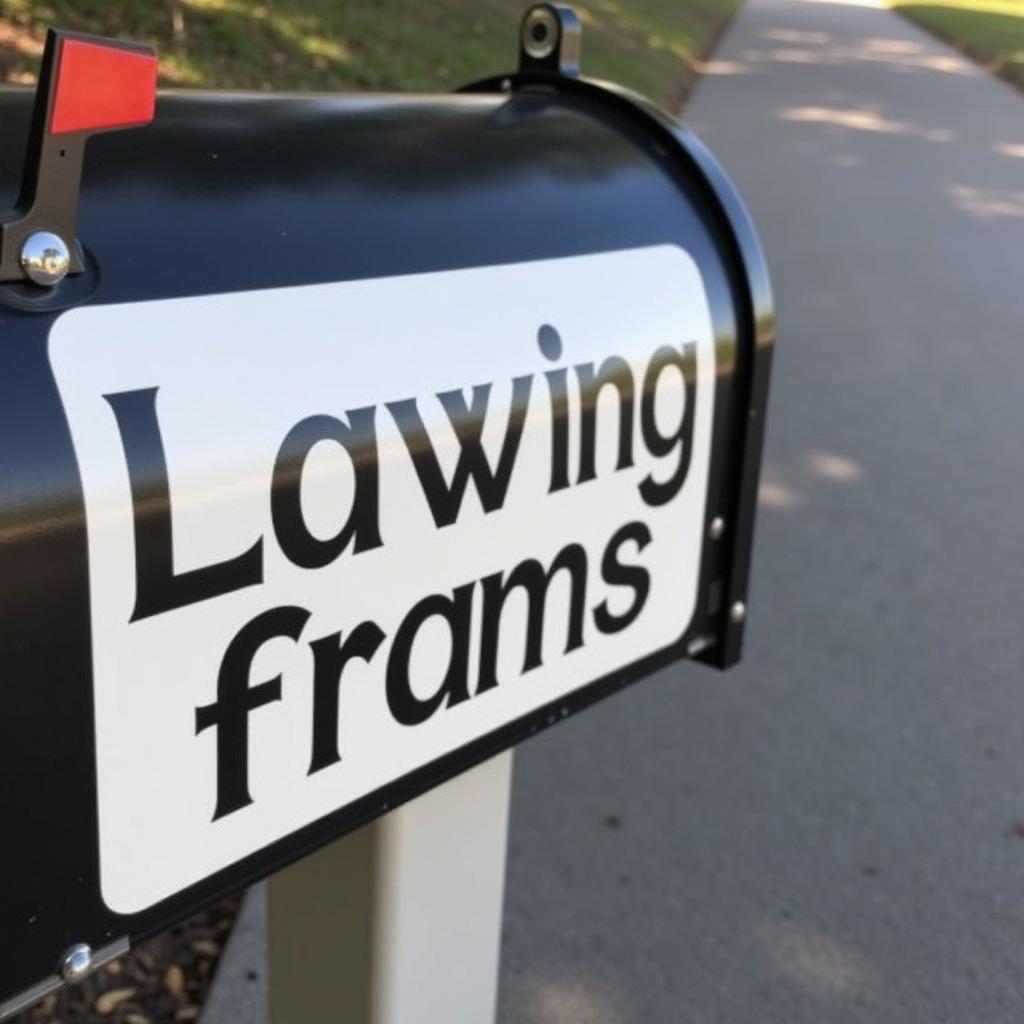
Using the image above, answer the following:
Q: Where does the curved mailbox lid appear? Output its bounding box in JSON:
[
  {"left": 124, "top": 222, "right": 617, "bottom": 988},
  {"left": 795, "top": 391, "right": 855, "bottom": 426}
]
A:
[{"left": 0, "top": 59, "right": 773, "bottom": 1014}]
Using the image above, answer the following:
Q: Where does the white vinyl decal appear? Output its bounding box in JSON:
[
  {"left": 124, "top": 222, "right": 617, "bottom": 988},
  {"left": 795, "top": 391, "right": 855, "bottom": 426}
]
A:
[{"left": 49, "top": 245, "right": 716, "bottom": 913}]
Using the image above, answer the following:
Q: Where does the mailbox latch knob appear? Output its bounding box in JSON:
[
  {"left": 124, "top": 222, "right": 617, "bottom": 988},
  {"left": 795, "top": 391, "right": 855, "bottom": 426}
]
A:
[{"left": 20, "top": 230, "right": 71, "bottom": 286}]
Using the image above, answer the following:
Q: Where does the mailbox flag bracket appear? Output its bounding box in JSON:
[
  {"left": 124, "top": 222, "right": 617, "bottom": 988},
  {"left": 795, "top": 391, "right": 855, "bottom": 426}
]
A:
[
  {"left": 0, "top": 29, "right": 156, "bottom": 287},
  {"left": 518, "top": 4, "right": 581, "bottom": 77}
]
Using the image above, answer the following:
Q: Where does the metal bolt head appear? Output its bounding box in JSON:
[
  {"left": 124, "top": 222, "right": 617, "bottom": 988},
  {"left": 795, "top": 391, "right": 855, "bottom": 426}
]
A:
[
  {"left": 522, "top": 6, "right": 559, "bottom": 60},
  {"left": 708, "top": 516, "right": 726, "bottom": 540},
  {"left": 60, "top": 943, "right": 93, "bottom": 984},
  {"left": 20, "top": 231, "right": 71, "bottom": 287},
  {"left": 729, "top": 600, "right": 747, "bottom": 625}
]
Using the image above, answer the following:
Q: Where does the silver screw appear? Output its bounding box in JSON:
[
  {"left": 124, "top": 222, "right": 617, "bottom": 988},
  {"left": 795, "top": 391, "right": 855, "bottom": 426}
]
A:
[
  {"left": 60, "top": 943, "right": 93, "bottom": 984},
  {"left": 729, "top": 601, "right": 747, "bottom": 625},
  {"left": 20, "top": 231, "right": 71, "bottom": 287},
  {"left": 522, "top": 6, "right": 559, "bottom": 60},
  {"left": 708, "top": 516, "right": 726, "bottom": 540}
]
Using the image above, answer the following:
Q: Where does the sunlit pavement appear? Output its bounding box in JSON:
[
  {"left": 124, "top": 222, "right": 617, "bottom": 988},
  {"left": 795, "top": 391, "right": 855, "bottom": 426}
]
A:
[
  {"left": 499, "top": 0, "right": 1024, "bottom": 1021},
  {"left": 201, "top": 2, "right": 1024, "bottom": 1021}
]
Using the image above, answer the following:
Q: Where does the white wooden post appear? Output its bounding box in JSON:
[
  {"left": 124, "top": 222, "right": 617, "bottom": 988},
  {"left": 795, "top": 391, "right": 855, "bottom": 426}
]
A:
[{"left": 266, "top": 751, "right": 513, "bottom": 1024}]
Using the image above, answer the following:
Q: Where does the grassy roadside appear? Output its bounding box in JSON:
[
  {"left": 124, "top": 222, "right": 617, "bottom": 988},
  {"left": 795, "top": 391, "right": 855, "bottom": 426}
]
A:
[
  {"left": 0, "top": 0, "right": 740, "bottom": 105},
  {"left": 890, "top": 0, "right": 1024, "bottom": 89}
]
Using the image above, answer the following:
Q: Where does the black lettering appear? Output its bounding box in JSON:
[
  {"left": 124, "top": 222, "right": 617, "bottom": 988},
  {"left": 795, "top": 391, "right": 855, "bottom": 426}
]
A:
[
  {"left": 307, "top": 621, "right": 386, "bottom": 775},
  {"left": 195, "top": 606, "right": 310, "bottom": 821},
  {"left": 271, "top": 409, "right": 382, "bottom": 569},
  {"left": 593, "top": 521, "right": 652, "bottom": 634},
  {"left": 477, "top": 544, "right": 587, "bottom": 693},
  {"left": 576, "top": 357, "right": 634, "bottom": 483},
  {"left": 387, "top": 377, "right": 532, "bottom": 528},
  {"left": 639, "top": 342, "right": 697, "bottom": 506},
  {"left": 105, "top": 387, "right": 263, "bottom": 621},
  {"left": 545, "top": 369, "right": 571, "bottom": 493},
  {"left": 537, "top": 326, "right": 570, "bottom": 493},
  {"left": 386, "top": 584, "right": 474, "bottom": 725}
]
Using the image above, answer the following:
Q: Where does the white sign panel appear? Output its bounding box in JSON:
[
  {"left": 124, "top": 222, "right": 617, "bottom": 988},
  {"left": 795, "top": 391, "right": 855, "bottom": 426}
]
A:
[{"left": 49, "top": 245, "right": 715, "bottom": 913}]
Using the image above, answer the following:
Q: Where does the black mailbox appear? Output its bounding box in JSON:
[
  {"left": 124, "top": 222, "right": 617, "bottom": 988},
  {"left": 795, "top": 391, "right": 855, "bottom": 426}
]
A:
[{"left": 0, "top": 5, "right": 773, "bottom": 1014}]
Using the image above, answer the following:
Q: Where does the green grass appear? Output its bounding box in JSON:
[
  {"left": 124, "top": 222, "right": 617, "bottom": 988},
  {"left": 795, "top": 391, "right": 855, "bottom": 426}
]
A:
[
  {"left": 890, "top": 0, "right": 1024, "bottom": 88},
  {"left": 0, "top": 0, "right": 740, "bottom": 105}
]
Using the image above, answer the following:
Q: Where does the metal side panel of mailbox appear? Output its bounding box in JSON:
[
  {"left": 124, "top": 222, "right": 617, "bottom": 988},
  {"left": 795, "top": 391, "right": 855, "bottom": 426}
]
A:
[{"left": 0, "top": 68, "right": 773, "bottom": 1008}]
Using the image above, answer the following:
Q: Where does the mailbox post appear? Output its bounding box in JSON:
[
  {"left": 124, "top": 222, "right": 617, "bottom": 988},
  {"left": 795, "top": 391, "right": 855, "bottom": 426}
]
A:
[
  {"left": 267, "top": 753, "right": 513, "bottom": 1023},
  {"left": 0, "top": 4, "right": 772, "bottom": 1019}
]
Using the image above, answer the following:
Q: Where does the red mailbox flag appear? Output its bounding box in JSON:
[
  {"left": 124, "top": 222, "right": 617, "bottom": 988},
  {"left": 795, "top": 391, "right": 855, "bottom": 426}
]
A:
[{"left": 50, "top": 37, "right": 157, "bottom": 136}]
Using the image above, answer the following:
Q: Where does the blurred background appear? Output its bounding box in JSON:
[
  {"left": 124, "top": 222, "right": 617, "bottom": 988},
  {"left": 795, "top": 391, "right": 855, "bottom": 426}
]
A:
[
  {"left": 0, "top": 0, "right": 742, "bottom": 104},
  {"left": 3, "top": 0, "right": 1019, "bottom": 100},
  {"left": 3, "top": 1, "right": 1017, "bottom": 105}
]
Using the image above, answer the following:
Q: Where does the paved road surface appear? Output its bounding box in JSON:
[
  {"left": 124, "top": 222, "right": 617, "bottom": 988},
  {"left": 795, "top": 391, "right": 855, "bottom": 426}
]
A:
[
  {"left": 500, "top": 0, "right": 1024, "bottom": 1020},
  {"left": 203, "top": 1, "right": 1024, "bottom": 1020}
]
